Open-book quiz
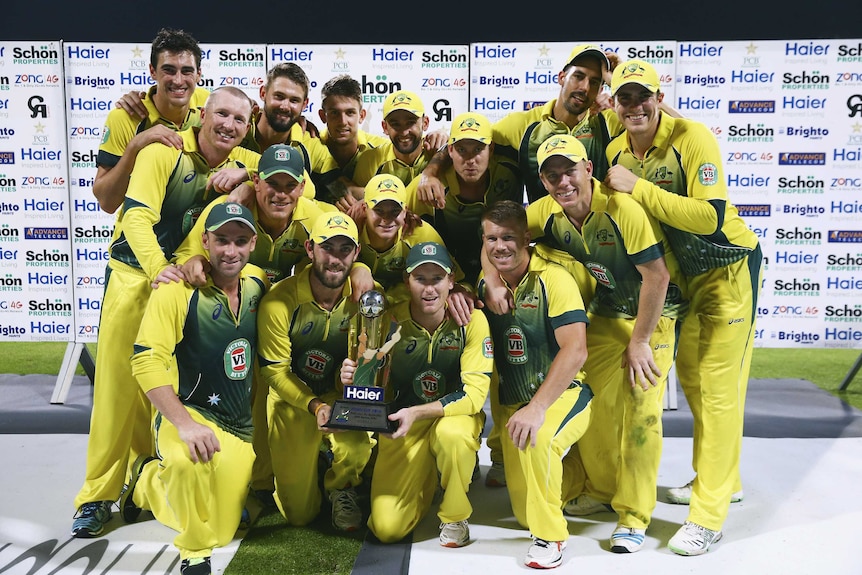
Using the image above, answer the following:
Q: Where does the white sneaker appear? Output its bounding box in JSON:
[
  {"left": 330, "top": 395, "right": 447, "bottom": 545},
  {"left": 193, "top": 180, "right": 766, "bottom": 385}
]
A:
[
  {"left": 485, "top": 461, "right": 506, "bottom": 488},
  {"left": 525, "top": 537, "right": 566, "bottom": 569},
  {"left": 610, "top": 525, "right": 645, "bottom": 553},
  {"left": 562, "top": 494, "right": 612, "bottom": 516},
  {"left": 666, "top": 479, "right": 744, "bottom": 504},
  {"left": 668, "top": 521, "right": 723, "bottom": 556},
  {"left": 439, "top": 520, "right": 470, "bottom": 547},
  {"left": 329, "top": 487, "right": 362, "bottom": 531}
]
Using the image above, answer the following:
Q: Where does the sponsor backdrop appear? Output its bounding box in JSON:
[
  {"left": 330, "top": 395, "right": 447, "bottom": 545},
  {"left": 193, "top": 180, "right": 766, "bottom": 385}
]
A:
[{"left": 0, "top": 39, "right": 859, "bottom": 349}]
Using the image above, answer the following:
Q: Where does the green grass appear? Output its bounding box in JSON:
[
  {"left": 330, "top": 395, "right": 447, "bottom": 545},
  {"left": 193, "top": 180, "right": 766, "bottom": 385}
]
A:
[{"left": 1, "top": 342, "right": 861, "bottom": 573}]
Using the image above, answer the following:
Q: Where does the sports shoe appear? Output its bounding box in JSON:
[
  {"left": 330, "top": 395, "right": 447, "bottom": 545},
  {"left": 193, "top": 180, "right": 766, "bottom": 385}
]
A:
[
  {"left": 180, "top": 556, "right": 211, "bottom": 575},
  {"left": 71, "top": 500, "right": 113, "bottom": 538},
  {"left": 439, "top": 520, "right": 470, "bottom": 548},
  {"left": 610, "top": 525, "right": 646, "bottom": 553},
  {"left": 329, "top": 487, "right": 362, "bottom": 531},
  {"left": 563, "top": 494, "right": 613, "bottom": 516},
  {"left": 668, "top": 521, "right": 723, "bottom": 556},
  {"left": 121, "top": 455, "right": 156, "bottom": 522},
  {"left": 485, "top": 461, "right": 506, "bottom": 488},
  {"left": 525, "top": 537, "right": 566, "bottom": 569},
  {"left": 666, "top": 479, "right": 744, "bottom": 505}
]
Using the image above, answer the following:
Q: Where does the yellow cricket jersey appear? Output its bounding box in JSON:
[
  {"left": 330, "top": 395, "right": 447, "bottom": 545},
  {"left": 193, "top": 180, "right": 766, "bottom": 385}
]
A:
[
  {"left": 112, "top": 128, "right": 261, "bottom": 282},
  {"left": 239, "top": 118, "right": 317, "bottom": 199},
  {"left": 257, "top": 266, "right": 364, "bottom": 410},
  {"left": 478, "top": 253, "right": 589, "bottom": 406},
  {"left": 131, "top": 264, "right": 269, "bottom": 442},
  {"left": 493, "top": 101, "right": 620, "bottom": 202},
  {"left": 174, "top": 195, "right": 324, "bottom": 284},
  {"left": 606, "top": 114, "right": 759, "bottom": 276},
  {"left": 528, "top": 185, "right": 687, "bottom": 320},
  {"left": 303, "top": 129, "right": 386, "bottom": 204},
  {"left": 357, "top": 222, "right": 465, "bottom": 295},
  {"left": 384, "top": 301, "right": 493, "bottom": 414},
  {"left": 405, "top": 156, "right": 521, "bottom": 286},
  {"left": 352, "top": 142, "right": 436, "bottom": 187}
]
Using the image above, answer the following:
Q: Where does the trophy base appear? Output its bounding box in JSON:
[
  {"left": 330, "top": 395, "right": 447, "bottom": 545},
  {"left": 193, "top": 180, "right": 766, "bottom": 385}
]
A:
[{"left": 327, "top": 399, "right": 397, "bottom": 433}]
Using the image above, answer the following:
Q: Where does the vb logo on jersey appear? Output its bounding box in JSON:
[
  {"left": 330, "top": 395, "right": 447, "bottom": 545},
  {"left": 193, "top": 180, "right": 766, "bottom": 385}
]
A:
[
  {"left": 224, "top": 338, "right": 251, "bottom": 380},
  {"left": 505, "top": 326, "right": 528, "bottom": 364},
  {"left": 698, "top": 163, "right": 718, "bottom": 186},
  {"left": 303, "top": 349, "right": 332, "bottom": 380},
  {"left": 182, "top": 206, "right": 204, "bottom": 236},
  {"left": 414, "top": 369, "right": 445, "bottom": 401},
  {"left": 586, "top": 261, "right": 616, "bottom": 289},
  {"left": 483, "top": 337, "right": 493, "bottom": 358}
]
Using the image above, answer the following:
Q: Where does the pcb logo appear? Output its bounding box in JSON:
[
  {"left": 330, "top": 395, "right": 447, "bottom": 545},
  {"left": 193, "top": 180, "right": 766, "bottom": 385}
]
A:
[
  {"left": 303, "top": 348, "right": 332, "bottom": 380},
  {"left": 224, "top": 338, "right": 250, "bottom": 380},
  {"left": 505, "top": 326, "right": 527, "bottom": 364}
]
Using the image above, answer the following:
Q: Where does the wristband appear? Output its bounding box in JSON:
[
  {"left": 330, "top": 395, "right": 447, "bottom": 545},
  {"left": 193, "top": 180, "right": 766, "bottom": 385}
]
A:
[{"left": 313, "top": 402, "right": 326, "bottom": 417}]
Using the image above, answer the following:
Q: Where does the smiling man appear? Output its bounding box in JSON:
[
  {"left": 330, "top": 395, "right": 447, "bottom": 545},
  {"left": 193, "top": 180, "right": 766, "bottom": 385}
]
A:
[
  {"left": 605, "top": 59, "right": 762, "bottom": 556},
  {"left": 71, "top": 86, "right": 259, "bottom": 540},
  {"left": 123, "top": 202, "right": 266, "bottom": 575},
  {"left": 477, "top": 200, "right": 592, "bottom": 569}
]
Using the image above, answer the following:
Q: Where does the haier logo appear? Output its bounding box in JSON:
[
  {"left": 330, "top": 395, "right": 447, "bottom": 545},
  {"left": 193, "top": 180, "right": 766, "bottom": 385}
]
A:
[
  {"left": 833, "top": 147, "right": 862, "bottom": 162},
  {"left": 27, "top": 272, "right": 68, "bottom": 287},
  {"left": 525, "top": 71, "right": 556, "bottom": 85},
  {"left": 119, "top": 72, "right": 153, "bottom": 86},
  {"left": 783, "top": 96, "right": 826, "bottom": 110},
  {"left": 825, "top": 328, "right": 862, "bottom": 343},
  {"left": 474, "top": 75, "right": 519, "bottom": 88},
  {"left": 778, "top": 152, "right": 826, "bottom": 165},
  {"left": 727, "top": 173, "right": 769, "bottom": 188},
  {"left": 828, "top": 230, "right": 862, "bottom": 243},
  {"left": 729, "top": 100, "right": 775, "bottom": 113},
  {"left": 20, "top": 147, "right": 62, "bottom": 163},
  {"left": 75, "top": 248, "right": 109, "bottom": 262},
  {"left": 677, "top": 43, "right": 724, "bottom": 58},
  {"left": 785, "top": 41, "right": 829, "bottom": 57},
  {"left": 736, "top": 204, "right": 771, "bottom": 217},
  {"left": 73, "top": 199, "right": 100, "bottom": 213},
  {"left": 827, "top": 276, "right": 862, "bottom": 291},
  {"left": 473, "top": 45, "right": 517, "bottom": 59},
  {"left": 69, "top": 98, "right": 112, "bottom": 112},
  {"left": 23, "top": 198, "right": 64, "bottom": 211},
  {"left": 66, "top": 45, "right": 110, "bottom": 59},
  {"left": 371, "top": 48, "right": 414, "bottom": 62},
  {"left": 473, "top": 97, "right": 516, "bottom": 111},
  {"left": 268, "top": 47, "right": 313, "bottom": 62},
  {"left": 731, "top": 69, "right": 774, "bottom": 83},
  {"left": 677, "top": 96, "right": 720, "bottom": 110},
  {"left": 777, "top": 176, "right": 824, "bottom": 194}
]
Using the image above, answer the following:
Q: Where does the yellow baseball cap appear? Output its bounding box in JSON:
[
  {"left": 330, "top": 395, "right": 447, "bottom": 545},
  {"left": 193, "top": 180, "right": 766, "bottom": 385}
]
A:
[
  {"left": 310, "top": 213, "right": 359, "bottom": 246},
  {"left": 536, "top": 135, "right": 588, "bottom": 172},
  {"left": 448, "top": 112, "right": 492, "bottom": 145},
  {"left": 611, "top": 59, "right": 661, "bottom": 96},
  {"left": 365, "top": 174, "right": 406, "bottom": 208},
  {"left": 382, "top": 90, "right": 424, "bottom": 118},
  {"left": 565, "top": 44, "right": 610, "bottom": 71}
]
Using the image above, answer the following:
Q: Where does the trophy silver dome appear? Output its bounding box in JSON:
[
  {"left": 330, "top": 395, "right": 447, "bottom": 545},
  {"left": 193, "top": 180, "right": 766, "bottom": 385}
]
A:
[{"left": 359, "top": 290, "right": 385, "bottom": 318}]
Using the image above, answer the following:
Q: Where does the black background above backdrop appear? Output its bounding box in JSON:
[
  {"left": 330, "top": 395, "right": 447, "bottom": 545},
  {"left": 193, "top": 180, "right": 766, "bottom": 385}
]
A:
[{"left": 1, "top": 0, "right": 860, "bottom": 44}]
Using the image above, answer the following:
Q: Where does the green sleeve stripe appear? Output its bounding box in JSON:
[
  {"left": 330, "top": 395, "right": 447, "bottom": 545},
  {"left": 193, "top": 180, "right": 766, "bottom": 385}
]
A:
[{"left": 550, "top": 309, "right": 589, "bottom": 330}]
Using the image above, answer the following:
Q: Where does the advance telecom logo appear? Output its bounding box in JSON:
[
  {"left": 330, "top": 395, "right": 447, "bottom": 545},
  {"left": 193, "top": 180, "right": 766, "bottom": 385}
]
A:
[
  {"left": 729, "top": 100, "right": 775, "bottom": 113},
  {"left": 778, "top": 152, "right": 826, "bottom": 165},
  {"left": 828, "top": 230, "right": 862, "bottom": 243}
]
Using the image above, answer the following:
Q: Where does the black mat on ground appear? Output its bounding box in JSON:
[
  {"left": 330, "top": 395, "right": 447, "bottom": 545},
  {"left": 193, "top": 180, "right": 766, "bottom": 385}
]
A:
[
  {"left": 0, "top": 374, "right": 92, "bottom": 434},
  {"left": 352, "top": 532, "right": 412, "bottom": 575}
]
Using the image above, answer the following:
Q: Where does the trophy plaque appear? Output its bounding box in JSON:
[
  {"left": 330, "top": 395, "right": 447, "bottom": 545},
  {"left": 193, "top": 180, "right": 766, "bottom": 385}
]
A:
[{"left": 328, "top": 290, "right": 400, "bottom": 433}]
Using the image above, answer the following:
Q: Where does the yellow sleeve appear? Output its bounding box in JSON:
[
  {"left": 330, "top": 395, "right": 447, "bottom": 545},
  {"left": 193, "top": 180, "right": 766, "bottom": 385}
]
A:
[
  {"left": 542, "top": 262, "right": 587, "bottom": 324},
  {"left": 130, "top": 280, "right": 191, "bottom": 394},
  {"left": 609, "top": 194, "right": 664, "bottom": 260},
  {"left": 257, "top": 283, "right": 317, "bottom": 410},
  {"left": 442, "top": 310, "right": 493, "bottom": 417},
  {"left": 631, "top": 121, "right": 724, "bottom": 235},
  {"left": 124, "top": 143, "right": 182, "bottom": 280},
  {"left": 352, "top": 146, "right": 388, "bottom": 187},
  {"left": 526, "top": 196, "right": 557, "bottom": 242},
  {"left": 98, "top": 108, "right": 139, "bottom": 164}
]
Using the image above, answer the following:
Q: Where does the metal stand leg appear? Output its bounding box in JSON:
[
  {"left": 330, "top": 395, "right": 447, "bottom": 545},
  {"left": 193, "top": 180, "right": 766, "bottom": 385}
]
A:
[
  {"left": 838, "top": 352, "right": 862, "bottom": 392},
  {"left": 50, "top": 342, "right": 95, "bottom": 404}
]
